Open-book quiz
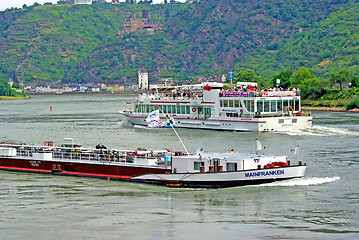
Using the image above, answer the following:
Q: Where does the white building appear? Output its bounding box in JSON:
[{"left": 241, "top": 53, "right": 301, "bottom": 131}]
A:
[
  {"left": 73, "top": 0, "right": 92, "bottom": 4},
  {"left": 138, "top": 67, "right": 148, "bottom": 90}
]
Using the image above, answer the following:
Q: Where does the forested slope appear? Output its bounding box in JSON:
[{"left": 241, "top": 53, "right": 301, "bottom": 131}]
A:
[{"left": 0, "top": 0, "right": 357, "bottom": 85}]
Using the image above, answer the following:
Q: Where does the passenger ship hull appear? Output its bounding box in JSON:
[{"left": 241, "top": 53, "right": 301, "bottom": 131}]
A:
[{"left": 123, "top": 113, "right": 312, "bottom": 132}]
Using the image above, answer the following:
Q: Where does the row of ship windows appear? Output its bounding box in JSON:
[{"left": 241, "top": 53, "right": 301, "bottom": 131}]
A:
[
  {"left": 194, "top": 162, "right": 237, "bottom": 171},
  {"left": 220, "top": 99, "right": 300, "bottom": 112},
  {"left": 135, "top": 105, "right": 212, "bottom": 117}
]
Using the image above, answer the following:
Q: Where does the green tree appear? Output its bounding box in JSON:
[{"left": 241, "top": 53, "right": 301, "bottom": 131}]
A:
[
  {"left": 298, "top": 77, "right": 330, "bottom": 99},
  {"left": 290, "top": 67, "right": 315, "bottom": 87},
  {"left": 236, "top": 69, "right": 256, "bottom": 83},
  {"left": 0, "top": 79, "right": 12, "bottom": 96},
  {"left": 271, "top": 69, "right": 293, "bottom": 88},
  {"left": 329, "top": 69, "right": 355, "bottom": 91}
]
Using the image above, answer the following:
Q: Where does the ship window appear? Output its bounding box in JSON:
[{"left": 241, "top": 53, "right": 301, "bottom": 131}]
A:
[
  {"left": 295, "top": 99, "right": 300, "bottom": 111},
  {"left": 146, "top": 105, "right": 150, "bottom": 113},
  {"left": 279, "top": 119, "right": 284, "bottom": 124},
  {"left": 244, "top": 100, "right": 253, "bottom": 112},
  {"left": 283, "top": 100, "right": 289, "bottom": 109},
  {"left": 194, "top": 161, "right": 203, "bottom": 170},
  {"left": 234, "top": 100, "right": 240, "bottom": 108},
  {"left": 220, "top": 100, "right": 223, "bottom": 107},
  {"left": 186, "top": 106, "right": 190, "bottom": 114},
  {"left": 223, "top": 100, "right": 228, "bottom": 108},
  {"left": 167, "top": 105, "right": 171, "bottom": 113},
  {"left": 292, "top": 118, "right": 297, "bottom": 123},
  {"left": 172, "top": 106, "right": 176, "bottom": 113},
  {"left": 163, "top": 105, "right": 167, "bottom": 114},
  {"left": 135, "top": 104, "right": 139, "bottom": 112},
  {"left": 141, "top": 105, "right": 145, "bottom": 113},
  {"left": 229, "top": 100, "right": 234, "bottom": 108},
  {"left": 289, "top": 100, "right": 294, "bottom": 110},
  {"left": 257, "top": 101, "right": 263, "bottom": 112},
  {"left": 271, "top": 100, "right": 276, "bottom": 112},
  {"left": 277, "top": 101, "right": 282, "bottom": 111},
  {"left": 150, "top": 105, "right": 155, "bottom": 111},
  {"left": 181, "top": 106, "right": 186, "bottom": 114},
  {"left": 204, "top": 108, "right": 211, "bottom": 118},
  {"left": 226, "top": 162, "right": 237, "bottom": 171},
  {"left": 264, "top": 101, "right": 270, "bottom": 112}
]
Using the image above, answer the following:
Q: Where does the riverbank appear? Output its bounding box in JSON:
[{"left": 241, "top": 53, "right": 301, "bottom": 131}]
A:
[
  {"left": 26, "top": 91, "right": 138, "bottom": 96},
  {"left": 0, "top": 96, "right": 29, "bottom": 101},
  {"left": 302, "top": 106, "right": 359, "bottom": 112}
]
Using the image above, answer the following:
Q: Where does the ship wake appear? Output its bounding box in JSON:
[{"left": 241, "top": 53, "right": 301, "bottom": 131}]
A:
[
  {"left": 277, "top": 125, "right": 359, "bottom": 137},
  {"left": 258, "top": 176, "right": 340, "bottom": 187}
]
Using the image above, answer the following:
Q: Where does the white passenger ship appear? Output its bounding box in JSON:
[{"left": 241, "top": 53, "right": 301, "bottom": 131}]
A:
[{"left": 120, "top": 82, "right": 312, "bottom": 131}]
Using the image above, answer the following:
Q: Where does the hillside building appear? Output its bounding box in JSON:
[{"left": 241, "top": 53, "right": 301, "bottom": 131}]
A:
[
  {"left": 123, "top": 9, "right": 161, "bottom": 33},
  {"left": 69, "top": 0, "right": 92, "bottom": 4},
  {"left": 138, "top": 67, "right": 148, "bottom": 90}
]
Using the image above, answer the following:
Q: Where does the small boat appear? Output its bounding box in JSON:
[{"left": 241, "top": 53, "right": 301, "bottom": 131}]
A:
[
  {"left": 0, "top": 140, "right": 306, "bottom": 188},
  {"left": 120, "top": 82, "right": 313, "bottom": 132}
]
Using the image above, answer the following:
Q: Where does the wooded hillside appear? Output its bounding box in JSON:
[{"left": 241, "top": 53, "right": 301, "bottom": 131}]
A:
[{"left": 0, "top": 0, "right": 358, "bottom": 85}]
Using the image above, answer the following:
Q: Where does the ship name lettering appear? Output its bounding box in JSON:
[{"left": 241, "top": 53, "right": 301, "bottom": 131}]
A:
[
  {"left": 29, "top": 161, "right": 41, "bottom": 167},
  {"left": 245, "top": 170, "right": 284, "bottom": 178}
]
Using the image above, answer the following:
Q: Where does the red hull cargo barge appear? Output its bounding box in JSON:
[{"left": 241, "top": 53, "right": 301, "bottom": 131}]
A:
[{"left": 0, "top": 141, "right": 307, "bottom": 188}]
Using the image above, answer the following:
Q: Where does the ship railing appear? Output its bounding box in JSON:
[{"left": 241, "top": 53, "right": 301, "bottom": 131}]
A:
[
  {"left": 220, "top": 90, "right": 299, "bottom": 98},
  {"left": 1, "top": 144, "right": 167, "bottom": 166},
  {"left": 145, "top": 94, "right": 203, "bottom": 101}
]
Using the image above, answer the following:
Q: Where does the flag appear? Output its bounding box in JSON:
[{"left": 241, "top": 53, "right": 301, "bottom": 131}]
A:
[
  {"left": 146, "top": 110, "right": 160, "bottom": 123},
  {"left": 126, "top": 102, "right": 131, "bottom": 104},
  {"left": 256, "top": 139, "right": 262, "bottom": 152},
  {"left": 148, "top": 119, "right": 164, "bottom": 128},
  {"left": 291, "top": 145, "right": 299, "bottom": 155}
]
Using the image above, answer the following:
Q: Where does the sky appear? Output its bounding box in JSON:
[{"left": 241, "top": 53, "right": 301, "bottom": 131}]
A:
[{"left": 0, "top": 0, "right": 185, "bottom": 12}]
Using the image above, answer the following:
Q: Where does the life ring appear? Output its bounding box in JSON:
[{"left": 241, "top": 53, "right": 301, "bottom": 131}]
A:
[
  {"left": 44, "top": 142, "right": 48, "bottom": 146},
  {"left": 48, "top": 142, "right": 53, "bottom": 147},
  {"left": 240, "top": 108, "right": 243, "bottom": 113},
  {"left": 192, "top": 108, "right": 196, "bottom": 112},
  {"left": 264, "top": 162, "right": 287, "bottom": 168}
]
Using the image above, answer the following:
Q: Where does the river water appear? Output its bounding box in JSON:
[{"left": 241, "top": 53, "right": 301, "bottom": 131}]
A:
[{"left": 0, "top": 94, "right": 358, "bottom": 239}]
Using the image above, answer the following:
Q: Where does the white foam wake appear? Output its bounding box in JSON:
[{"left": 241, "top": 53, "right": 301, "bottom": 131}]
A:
[
  {"left": 277, "top": 125, "right": 359, "bottom": 137},
  {"left": 258, "top": 176, "right": 340, "bottom": 187}
]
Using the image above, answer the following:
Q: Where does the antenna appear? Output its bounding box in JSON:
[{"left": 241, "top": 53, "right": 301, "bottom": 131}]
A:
[{"left": 158, "top": 107, "right": 190, "bottom": 155}]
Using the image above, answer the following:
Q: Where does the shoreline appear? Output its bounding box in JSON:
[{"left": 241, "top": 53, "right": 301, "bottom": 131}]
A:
[
  {"left": 302, "top": 106, "right": 359, "bottom": 112},
  {"left": 26, "top": 91, "right": 138, "bottom": 96},
  {"left": 0, "top": 96, "right": 29, "bottom": 101}
]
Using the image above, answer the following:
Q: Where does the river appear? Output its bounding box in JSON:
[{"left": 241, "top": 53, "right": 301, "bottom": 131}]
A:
[{"left": 0, "top": 94, "right": 358, "bottom": 239}]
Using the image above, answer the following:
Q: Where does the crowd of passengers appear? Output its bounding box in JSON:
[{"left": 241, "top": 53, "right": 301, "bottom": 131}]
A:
[
  {"left": 148, "top": 90, "right": 202, "bottom": 100},
  {"left": 147, "top": 85, "right": 301, "bottom": 100},
  {"left": 220, "top": 85, "right": 301, "bottom": 96}
]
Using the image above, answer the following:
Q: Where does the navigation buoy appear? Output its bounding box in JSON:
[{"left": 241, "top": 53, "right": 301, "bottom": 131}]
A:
[
  {"left": 50, "top": 106, "right": 53, "bottom": 111},
  {"left": 100, "top": 98, "right": 102, "bottom": 101}
]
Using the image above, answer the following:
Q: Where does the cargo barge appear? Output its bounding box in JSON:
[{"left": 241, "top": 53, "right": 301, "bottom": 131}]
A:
[{"left": 0, "top": 141, "right": 306, "bottom": 188}]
